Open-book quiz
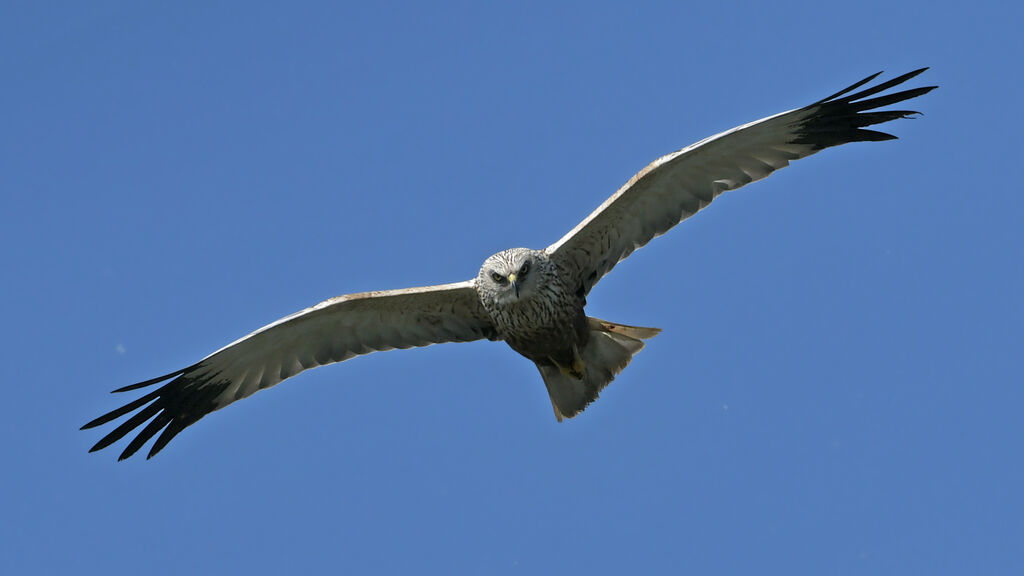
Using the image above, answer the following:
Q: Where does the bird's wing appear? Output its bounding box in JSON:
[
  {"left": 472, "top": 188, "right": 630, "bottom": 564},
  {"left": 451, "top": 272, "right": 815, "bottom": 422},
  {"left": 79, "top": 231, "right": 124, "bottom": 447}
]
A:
[
  {"left": 83, "top": 280, "right": 497, "bottom": 460},
  {"left": 546, "top": 69, "right": 936, "bottom": 296}
]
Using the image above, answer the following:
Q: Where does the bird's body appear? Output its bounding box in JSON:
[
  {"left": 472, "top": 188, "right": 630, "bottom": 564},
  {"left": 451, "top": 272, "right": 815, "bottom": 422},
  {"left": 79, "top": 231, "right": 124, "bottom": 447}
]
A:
[
  {"left": 472, "top": 247, "right": 651, "bottom": 418},
  {"left": 84, "top": 69, "right": 937, "bottom": 460},
  {"left": 487, "top": 279, "right": 588, "bottom": 372},
  {"left": 476, "top": 249, "right": 587, "bottom": 368}
]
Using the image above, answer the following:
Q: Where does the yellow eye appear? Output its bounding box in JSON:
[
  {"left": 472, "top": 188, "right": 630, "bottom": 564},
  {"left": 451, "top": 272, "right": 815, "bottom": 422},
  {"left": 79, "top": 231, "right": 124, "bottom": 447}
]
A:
[
  {"left": 519, "top": 262, "right": 530, "bottom": 276},
  {"left": 491, "top": 272, "right": 505, "bottom": 283}
]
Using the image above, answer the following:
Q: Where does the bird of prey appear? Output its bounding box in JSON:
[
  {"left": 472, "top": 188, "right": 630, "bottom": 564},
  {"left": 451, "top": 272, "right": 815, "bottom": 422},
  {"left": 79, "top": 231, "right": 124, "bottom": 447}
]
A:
[{"left": 83, "top": 69, "right": 936, "bottom": 460}]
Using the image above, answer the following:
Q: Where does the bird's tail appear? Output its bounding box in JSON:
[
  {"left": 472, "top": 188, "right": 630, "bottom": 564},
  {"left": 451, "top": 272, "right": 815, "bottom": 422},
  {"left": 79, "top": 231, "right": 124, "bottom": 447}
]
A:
[{"left": 538, "top": 317, "right": 661, "bottom": 421}]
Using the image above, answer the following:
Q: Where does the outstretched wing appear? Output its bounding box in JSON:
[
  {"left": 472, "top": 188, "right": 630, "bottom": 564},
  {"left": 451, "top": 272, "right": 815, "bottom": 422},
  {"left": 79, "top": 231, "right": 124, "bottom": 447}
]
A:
[
  {"left": 547, "top": 69, "right": 936, "bottom": 296},
  {"left": 83, "top": 281, "right": 497, "bottom": 460}
]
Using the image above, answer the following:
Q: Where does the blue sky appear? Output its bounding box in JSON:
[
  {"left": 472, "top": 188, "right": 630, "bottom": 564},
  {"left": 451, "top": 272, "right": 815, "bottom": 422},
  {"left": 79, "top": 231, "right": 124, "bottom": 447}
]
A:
[{"left": 3, "top": 1, "right": 1021, "bottom": 574}]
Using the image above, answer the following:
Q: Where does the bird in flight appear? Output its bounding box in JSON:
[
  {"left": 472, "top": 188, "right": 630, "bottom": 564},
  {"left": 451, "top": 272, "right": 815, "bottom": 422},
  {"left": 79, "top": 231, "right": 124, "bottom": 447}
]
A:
[{"left": 83, "top": 69, "right": 936, "bottom": 460}]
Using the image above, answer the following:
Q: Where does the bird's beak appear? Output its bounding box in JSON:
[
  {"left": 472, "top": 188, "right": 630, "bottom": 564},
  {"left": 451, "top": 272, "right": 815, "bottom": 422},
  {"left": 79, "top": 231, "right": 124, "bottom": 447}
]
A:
[{"left": 508, "top": 273, "right": 519, "bottom": 298}]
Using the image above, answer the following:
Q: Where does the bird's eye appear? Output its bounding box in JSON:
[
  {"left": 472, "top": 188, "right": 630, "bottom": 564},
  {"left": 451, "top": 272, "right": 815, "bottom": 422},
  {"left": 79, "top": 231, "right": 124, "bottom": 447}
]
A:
[
  {"left": 519, "top": 261, "right": 530, "bottom": 276},
  {"left": 491, "top": 272, "right": 506, "bottom": 284}
]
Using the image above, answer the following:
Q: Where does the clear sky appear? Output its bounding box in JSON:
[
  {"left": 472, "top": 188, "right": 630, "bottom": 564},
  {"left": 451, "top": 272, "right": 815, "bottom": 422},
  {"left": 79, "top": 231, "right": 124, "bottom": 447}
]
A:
[{"left": 3, "top": 1, "right": 1021, "bottom": 574}]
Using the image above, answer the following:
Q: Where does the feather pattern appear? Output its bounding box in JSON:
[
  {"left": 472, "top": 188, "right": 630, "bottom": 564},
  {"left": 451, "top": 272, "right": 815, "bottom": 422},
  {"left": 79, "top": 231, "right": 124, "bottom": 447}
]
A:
[
  {"left": 82, "top": 281, "right": 497, "bottom": 460},
  {"left": 84, "top": 70, "right": 935, "bottom": 460},
  {"left": 547, "top": 69, "right": 936, "bottom": 296}
]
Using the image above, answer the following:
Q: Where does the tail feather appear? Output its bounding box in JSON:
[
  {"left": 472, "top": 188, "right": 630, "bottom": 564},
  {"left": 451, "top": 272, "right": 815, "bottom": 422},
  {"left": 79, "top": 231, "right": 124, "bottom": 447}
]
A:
[
  {"left": 587, "top": 317, "right": 662, "bottom": 340},
  {"left": 538, "top": 318, "right": 660, "bottom": 421}
]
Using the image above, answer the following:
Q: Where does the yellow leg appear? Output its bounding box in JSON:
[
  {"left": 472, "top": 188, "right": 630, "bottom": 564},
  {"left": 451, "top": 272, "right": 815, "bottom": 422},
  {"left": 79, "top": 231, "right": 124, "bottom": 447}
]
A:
[{"left": 551, "top": 345, "right": 586, "bottom": 380}]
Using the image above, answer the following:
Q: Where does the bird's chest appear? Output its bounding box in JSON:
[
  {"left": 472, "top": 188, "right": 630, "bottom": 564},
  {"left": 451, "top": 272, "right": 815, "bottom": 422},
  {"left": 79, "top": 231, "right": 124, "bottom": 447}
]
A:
[{"left": 490, "top": 293, "right": 587, "bottom": 363}]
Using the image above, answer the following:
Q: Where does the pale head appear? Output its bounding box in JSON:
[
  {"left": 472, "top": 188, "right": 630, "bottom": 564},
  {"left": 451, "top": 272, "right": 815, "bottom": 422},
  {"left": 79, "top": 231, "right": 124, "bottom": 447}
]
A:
[{"left": 476, "top": 248, "right": 550, "bottom": 307}]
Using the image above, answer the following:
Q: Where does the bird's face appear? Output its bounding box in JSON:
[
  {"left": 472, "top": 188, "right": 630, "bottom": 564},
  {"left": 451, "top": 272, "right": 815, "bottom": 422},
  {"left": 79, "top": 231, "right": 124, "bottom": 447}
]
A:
[{"left": 478, "top": 248, "right": 546, "bottom": 306}]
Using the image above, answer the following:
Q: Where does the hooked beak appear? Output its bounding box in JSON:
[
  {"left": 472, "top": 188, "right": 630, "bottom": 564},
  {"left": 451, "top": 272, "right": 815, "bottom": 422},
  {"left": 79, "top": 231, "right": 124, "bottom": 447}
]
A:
[{"left": 508, "top": 272, "right": 519, "bottom": 298}]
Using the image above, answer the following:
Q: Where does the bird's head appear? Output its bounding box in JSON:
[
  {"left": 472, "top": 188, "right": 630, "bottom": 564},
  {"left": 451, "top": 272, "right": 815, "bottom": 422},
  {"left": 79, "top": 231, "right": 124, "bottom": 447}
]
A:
[{"left": 477, "top": 248, "right": 548, "bottom": 307}]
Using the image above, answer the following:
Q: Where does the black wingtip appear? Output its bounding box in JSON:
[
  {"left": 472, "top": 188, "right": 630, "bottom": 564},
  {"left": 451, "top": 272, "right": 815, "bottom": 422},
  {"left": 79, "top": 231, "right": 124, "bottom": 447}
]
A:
[
  {"left": 816, "top": 67, "right": 935, "bottom": 107},
  {"left": 856, "top": 129, "right": 900, "bottom": 142},
  {"left": 81, "top": 387, "right": 164, "bottom": 430},
  {"left": 112, "top": 368, "right": 187, "bottom": 393},
  {"left": 838, "top": 70, "right": 936, "bottom": 106},
  {"left": 147, "top": 420, "right": 188, "bottom": 459},
  {"left": 793, "top": 69, "right": 935, "bottom": 150},
  {"left": 83, "top": 364, "right": 224, "bottom": 460},
  {"left": 816, "top": 71, "right": 884, "bottom": 103},
  {"left": 902, "top": 66, "right": 930, "bottom": 80}
]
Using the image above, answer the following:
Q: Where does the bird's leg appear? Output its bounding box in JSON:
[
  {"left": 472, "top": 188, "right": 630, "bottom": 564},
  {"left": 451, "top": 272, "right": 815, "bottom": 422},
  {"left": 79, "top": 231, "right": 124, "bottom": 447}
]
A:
[{"left": 551, "top": 345, "right": 586, "bottom": 380}]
